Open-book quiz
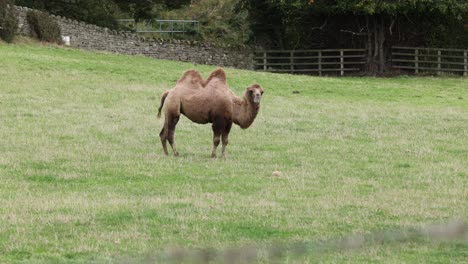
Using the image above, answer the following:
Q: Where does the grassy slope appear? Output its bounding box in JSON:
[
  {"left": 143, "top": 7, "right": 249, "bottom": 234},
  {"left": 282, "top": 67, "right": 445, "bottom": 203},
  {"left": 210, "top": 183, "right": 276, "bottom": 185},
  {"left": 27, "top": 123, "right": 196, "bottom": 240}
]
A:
[{"left": 0, "top": 42, "right": 467, "bottom": 263}]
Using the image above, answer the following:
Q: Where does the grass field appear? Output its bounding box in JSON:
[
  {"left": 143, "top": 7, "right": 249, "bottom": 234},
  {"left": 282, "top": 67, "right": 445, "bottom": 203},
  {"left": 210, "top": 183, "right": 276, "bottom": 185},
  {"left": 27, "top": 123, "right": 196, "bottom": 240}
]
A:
[{"left": 0, "top": 41, "right": 467, "bottom": 263}]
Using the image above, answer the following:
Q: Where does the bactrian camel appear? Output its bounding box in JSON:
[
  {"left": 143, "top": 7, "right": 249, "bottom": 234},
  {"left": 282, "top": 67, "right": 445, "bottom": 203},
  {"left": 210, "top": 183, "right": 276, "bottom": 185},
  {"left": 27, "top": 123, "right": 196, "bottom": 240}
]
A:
[{"left": 157, "top": 68, "right": 264, "bottom": 158}]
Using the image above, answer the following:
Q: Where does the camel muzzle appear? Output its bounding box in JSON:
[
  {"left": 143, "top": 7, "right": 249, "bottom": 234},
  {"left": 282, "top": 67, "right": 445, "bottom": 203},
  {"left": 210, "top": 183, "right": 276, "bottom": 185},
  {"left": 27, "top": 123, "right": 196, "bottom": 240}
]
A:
[{"left": 254, "top": 95, "right": 262, "bottom": 104}]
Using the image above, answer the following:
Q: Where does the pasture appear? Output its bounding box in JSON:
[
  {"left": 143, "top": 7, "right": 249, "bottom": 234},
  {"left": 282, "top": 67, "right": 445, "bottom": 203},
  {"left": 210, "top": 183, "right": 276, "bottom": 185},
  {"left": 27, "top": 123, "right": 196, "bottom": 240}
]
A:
[{"left": 0, "top": 41, "right": 467, "bottom": 263}]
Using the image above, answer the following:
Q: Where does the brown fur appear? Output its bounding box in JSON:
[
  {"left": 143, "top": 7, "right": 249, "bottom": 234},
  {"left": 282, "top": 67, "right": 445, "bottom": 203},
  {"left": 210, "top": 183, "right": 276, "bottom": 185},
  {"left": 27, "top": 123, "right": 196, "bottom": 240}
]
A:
[
  {"left": 157, "top": 68, "right": 264, "bottom": 158},
  {"left": 177, "top": 70, "right": 204, "bottom": 85},
  {"left": 203, "top": 68, "right": 227, "bottom": 86}
]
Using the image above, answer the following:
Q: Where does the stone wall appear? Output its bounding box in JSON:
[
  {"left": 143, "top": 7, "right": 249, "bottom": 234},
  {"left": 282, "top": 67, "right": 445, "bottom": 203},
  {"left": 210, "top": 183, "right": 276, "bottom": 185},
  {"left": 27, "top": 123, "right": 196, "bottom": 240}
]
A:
[{"left": 15, "top": 6, "right": 254, "bottom": 70}]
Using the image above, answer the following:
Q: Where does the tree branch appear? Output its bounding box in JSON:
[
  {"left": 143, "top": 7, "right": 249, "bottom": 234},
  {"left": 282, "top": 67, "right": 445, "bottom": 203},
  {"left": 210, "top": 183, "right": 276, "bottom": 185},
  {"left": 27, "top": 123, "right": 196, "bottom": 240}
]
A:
[
  {"left": 340, "top": 29, "right": 367, "bottom": 36},
  {"left": 389, "top": 17, "right": 396, "bottom": 35},
  {"left": 309, "top": 18, "right": 329, "bottom": 31}
]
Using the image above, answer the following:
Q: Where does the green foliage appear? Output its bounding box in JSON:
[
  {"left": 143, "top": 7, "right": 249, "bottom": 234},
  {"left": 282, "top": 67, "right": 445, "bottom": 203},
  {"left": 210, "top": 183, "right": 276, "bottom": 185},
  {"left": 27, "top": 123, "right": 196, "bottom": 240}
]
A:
[
  {"left": 400, "top": 8, "right": 468, "bottom": 48},
  {"left": 109, "top": 0, "right": 190, "bottom": 22},
  {"left": 0, "top": 0, "right": 18, "bottom": 43},
  {"left": 327, "top": 0, "right": 468, "bottom": 16},
  {"left": 160, "top": 0, "right": 251, "bottom": 45},
  {"left": 16, "top": 0, "right": 120, "bottom": 29},
  {"left": 12, "top": 0, "right": 468, "bottom": 48},
  {"left": 77, "top": 0, "right": 120, "bottom": 28},
  {"left": 26, "top": 10, "right": 62, "bottom": 44},
  {"left": 17, "top": 0, "right": 249, "bottom": 45},
  {"left": 113, "top": 0, "right": 158, "bottom": 22},
  {"left": 239, "top": 0, "right": 468, "bottom": 49},
  {"left": 164, "top": 0, "right": 190, "bottom": 9},
  {"left": 16, "top": 0, "right": 193, "bottom": 29}
]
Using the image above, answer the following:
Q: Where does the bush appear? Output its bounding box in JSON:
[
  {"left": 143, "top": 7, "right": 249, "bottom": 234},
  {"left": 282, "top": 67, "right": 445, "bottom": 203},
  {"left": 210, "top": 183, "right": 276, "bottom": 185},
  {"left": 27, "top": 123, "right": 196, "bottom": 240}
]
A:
[
  {"left": 18, "top": 0, "right": 120, "bottom": 29},
  {"left": 27, "top": 10, "right": 62, "bottom": 44},
  {"left": 0, "top": 0, "right": 18, "bottom": 43}
]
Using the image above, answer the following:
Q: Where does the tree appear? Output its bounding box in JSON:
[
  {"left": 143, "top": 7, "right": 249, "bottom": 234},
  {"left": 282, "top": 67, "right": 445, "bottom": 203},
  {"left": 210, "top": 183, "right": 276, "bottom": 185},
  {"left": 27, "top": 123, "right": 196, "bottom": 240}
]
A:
[
  {"left": 113, "top": 0, "right": 190, "bottom": 22},
  {"left": 238, "top": 0, "right": 309, "bottom": 50},
  {"left": 113, "top": 0, "right": 159, "bottom": 22},
  {"left": 321, "top": 0, "right": 468, "bottom": 73},
  {"left": 240, "top": 0, "right": 468, "bottom": 74},
  {"left": 0, "top": 0, "right": 18, "bottom": 43}
]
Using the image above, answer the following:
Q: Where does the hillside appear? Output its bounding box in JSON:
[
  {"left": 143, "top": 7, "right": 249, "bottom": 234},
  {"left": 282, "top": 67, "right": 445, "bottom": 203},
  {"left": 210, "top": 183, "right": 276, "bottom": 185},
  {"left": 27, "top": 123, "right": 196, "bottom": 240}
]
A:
[
  {"left": 159, "top": 0, "right": 249, "bottom": 45},
  {"left": 0, "top": 41, "right": 467, "bottom": 263}
]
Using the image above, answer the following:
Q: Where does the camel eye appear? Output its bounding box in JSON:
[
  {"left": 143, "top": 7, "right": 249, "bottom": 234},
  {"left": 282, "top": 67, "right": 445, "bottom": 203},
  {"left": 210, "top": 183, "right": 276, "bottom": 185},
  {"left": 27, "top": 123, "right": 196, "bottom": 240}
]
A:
[{"left": 260, "top": 91, "right": 264, "bottom": 95}]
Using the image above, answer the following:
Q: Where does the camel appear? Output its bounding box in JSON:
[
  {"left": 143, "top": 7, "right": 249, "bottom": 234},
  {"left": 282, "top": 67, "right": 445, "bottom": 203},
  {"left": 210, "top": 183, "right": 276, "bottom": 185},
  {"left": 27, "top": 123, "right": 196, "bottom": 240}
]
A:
[{"left": 157, "top": 68, "right": 264, "bottom": 158}]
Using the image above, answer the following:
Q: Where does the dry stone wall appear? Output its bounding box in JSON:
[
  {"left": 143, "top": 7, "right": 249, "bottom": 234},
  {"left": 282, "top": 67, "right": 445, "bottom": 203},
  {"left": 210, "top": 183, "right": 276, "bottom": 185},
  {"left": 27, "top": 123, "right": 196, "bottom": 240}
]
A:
[{"left": 15, "top": 6, "right": 254, "bottom": 69}]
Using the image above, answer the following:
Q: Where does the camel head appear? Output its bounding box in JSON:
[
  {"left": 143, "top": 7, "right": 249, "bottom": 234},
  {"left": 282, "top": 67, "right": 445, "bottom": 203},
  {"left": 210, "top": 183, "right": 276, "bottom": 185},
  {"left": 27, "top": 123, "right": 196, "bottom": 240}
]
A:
[{"left": 246, "top": 84, "right": 264, "bottom": 105}]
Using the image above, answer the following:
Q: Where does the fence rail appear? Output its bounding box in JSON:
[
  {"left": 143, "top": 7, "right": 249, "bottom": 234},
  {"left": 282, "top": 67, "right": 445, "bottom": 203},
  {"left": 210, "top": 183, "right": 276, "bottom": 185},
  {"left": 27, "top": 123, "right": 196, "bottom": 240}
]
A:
[
  {"left": 255, "top": 47, "right": 468, "bottom": 76},
  {"left": 391, "top": 46, "right": 468, "bottom": 76},
  {"left": 254, "top": 49, "right": 367, "bottom": 76}
]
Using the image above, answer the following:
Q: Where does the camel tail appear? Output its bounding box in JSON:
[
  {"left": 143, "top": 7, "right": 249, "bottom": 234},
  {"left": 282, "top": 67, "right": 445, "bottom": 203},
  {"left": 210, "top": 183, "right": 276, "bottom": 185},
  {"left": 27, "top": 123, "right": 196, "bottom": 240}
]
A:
[{"left": 157, "top": 91, "right": 169, "bottom": 119}]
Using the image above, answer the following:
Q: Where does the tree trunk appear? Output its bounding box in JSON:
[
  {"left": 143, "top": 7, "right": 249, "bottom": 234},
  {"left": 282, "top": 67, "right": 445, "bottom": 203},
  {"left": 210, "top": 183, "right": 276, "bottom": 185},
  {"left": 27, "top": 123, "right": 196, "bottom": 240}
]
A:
[
  {"left": 365, "top": 15, "right": 387, "bottom": 75},
  {"left": 366, "top": 16, "right": 373, "bottom": 64},
  {"left": 273, "top": 24, "right": 284, "bottom": 50},
  {"left": 373, "top": 17, "right": 379, "bottom": 59},
  {"left": 365, "top": 16, "right": 378, "bottom": 74},
  {"left": 378, "top": 15, "right": 385, "bottom": 73}
]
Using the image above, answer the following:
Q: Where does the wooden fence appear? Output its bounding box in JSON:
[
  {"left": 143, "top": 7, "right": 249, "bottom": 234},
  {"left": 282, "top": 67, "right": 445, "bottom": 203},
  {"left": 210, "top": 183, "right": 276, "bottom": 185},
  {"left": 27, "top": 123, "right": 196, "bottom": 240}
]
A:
[
  {"left": 255, "top": 47, "right": 468, "bottom": 76},
  {"left": 254, "top": 49, "right": 366, "bottom": 76},
  {"left": 391, "top": 46, "right": 468, "bottom": 76}
]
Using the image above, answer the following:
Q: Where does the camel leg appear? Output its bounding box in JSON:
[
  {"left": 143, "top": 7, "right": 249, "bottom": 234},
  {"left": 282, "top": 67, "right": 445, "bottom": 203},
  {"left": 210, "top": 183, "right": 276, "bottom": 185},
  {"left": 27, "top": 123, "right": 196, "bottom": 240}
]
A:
[
  {"left": 211, "top": 117, "right": 225, "bottom": 158},
  {"left": 167, "top": 115, "right": 180, "bottom": 156},
  {"left": 221, "top": 121, "right": 232, "bottom": 158},
  {"left": 159, "top": 125, "right": 169, "bottom": 156}
]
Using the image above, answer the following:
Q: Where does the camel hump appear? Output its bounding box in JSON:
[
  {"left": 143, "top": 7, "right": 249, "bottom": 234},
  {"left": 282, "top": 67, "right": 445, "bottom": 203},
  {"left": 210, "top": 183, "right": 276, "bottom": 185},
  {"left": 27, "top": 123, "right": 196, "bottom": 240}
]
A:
[
  {"left": 177, "top": 70, "right": 204, "bottom": 85},
  {"left": 205, "top": 68, "right": 227, "bottom": 86}
]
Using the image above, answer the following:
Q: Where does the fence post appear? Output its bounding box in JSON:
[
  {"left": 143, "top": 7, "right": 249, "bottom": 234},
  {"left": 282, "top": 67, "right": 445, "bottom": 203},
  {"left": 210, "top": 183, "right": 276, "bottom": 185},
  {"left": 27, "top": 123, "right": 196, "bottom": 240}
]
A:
[
  {"left": 340, "top": 50, "right": 344, "bottom": 76},
  {"left": 263, "top": 52, "right": 267, "bottom": 71},
  {"left": 290, "top": 51, "right": 294, "bottom": 74},
  {"left": 318, "top": 51, "right": 322, "bottom": 77},
  {"left": 464, "top": 51, "right": 467, "bottom": 77},
  {"left": 171, "top": 21, "right": 174, "bottom": 36},
  {"left": 437, "top": 50, "right": 441, "bottom": 75},
  {"left": 415, "top": 49, "right": 419, "bottom": 74}
]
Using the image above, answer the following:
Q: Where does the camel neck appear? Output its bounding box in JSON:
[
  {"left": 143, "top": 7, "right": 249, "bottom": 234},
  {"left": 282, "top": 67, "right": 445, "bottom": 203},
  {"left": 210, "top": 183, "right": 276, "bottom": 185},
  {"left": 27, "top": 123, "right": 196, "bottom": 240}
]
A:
[{"left": 232, "top": 94, "right": 260, "bottom": 129}]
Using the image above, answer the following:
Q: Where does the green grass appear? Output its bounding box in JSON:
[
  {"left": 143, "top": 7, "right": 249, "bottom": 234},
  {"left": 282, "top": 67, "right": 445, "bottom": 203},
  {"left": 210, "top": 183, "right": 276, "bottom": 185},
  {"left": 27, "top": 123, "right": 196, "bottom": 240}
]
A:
[{"left": 0, "top": 40, "right": 467, "bottom": 263}]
